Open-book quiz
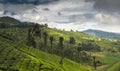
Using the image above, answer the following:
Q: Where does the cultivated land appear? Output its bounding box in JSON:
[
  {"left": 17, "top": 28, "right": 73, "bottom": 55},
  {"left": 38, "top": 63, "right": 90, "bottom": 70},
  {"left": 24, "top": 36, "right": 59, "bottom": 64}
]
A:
[{"left": 0, "top": 16, "right": 120, "bottom": 71}]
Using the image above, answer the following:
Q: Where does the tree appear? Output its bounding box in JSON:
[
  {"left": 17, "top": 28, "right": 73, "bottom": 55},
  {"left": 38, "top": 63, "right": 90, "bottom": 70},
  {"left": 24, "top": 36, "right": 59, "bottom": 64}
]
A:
[
  {"left": 27, "top": 28, "right": 37, "bottom": 48},
  {"left": 44, "top": 24, "right": 48, "bottom": 27},
  {"left": 31, "top": 36, "right": 36, "bottom": 48},
  {"left": 33, "top": 24, "right": 39, "bottom": 32},
  {"left": 33, "top": 24, "right": 41, "bottom": 38},
  {"left": 49, "top": 36, "right": 54, "bottom": 53},
  {"left": 28, "top": 28, "right": 32, "bottom": 38},
  {"left": 27, "top": 28, "right": 32, "bottom": 46},
  {"left": 70, "top": 29, "right": 73, "bottom": 32},
  {"left": 64, "top": 48, "right": 73, "bottom": 59},
  {"left": 77, "top": 43, "right": 82, "bottom": 64},
  {"left": 93, "top": 56, "right": 97, "bottom": 70},
  {"left": 43, "top": 32, "right": 48, "bottom": 49},
  {"left": 81, "top": 41, "right": 101, "bottom": 52},
  {"left": 69, "top": 37, "right": 75, "bottom": 44},
  {"left": 59, "top": 37, "right": 64, "bottom": 65},
  {"left": 59, "top": 37, "right": 64, "bottom": 51},
  {"left": 35, "top": 29, "right": 41, "bottom": 38}
]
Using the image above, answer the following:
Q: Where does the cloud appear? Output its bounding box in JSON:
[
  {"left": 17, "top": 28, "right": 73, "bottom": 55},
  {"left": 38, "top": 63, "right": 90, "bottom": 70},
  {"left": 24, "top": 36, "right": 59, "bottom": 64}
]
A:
[
  {"left": 0, "top": 4, "right": 35, "bottom": 12},
  {"left": 94, "top": 0, "right": 120, "bottom": 11},
  {"left": 85, "top": 0, "right": 95, "bottom": 2},
  {"left": 95, "top": 12, "right": 120, "bottom": 25},
  {"left": 0, "top": 0, "right": 59, "bottom": 5},
  {"left": 0, "top": 0, "right": 120, "bottom": 33},
  {"left": 0, "top": 11, "right": 3, "bottom": 15}
]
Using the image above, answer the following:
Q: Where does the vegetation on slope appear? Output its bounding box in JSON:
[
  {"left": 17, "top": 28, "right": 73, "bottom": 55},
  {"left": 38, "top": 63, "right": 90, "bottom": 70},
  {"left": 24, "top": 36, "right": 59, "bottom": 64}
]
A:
[
  {"left": 0, "top": 16, "right": 120, "bottom": 71},
  {"left": 0, "top": 34, "right": 92, "bottom": 71}
]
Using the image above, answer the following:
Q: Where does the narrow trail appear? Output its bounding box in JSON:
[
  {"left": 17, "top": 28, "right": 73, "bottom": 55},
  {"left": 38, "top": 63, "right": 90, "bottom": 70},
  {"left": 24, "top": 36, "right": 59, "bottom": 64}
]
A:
[{"left": 96, "top": 65, "right": 107, "bottom": 70}]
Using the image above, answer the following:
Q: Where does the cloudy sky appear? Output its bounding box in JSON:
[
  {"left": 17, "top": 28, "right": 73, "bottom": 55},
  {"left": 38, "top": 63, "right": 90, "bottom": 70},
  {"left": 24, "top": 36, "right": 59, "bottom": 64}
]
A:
[{"left": 0, "top": 0, "right": 120, "bottom": 33}]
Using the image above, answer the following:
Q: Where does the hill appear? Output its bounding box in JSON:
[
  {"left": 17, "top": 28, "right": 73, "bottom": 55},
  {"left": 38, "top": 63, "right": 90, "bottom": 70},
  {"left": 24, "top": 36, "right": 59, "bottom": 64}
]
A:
[
  {"left": 0, "top": 16, "right": 93, "bottom": 71},
  {"left": 0, "top": 16, "right": 120, "bottom": 71},
  {"left": 0, "top": 16, "right": 20, "bottom": 25},
  {"left": 83, "top": 29, "right": 120, "bottom": 38},
  {"left": 0, "top": 33, "right": 91, "bottom": 71}
]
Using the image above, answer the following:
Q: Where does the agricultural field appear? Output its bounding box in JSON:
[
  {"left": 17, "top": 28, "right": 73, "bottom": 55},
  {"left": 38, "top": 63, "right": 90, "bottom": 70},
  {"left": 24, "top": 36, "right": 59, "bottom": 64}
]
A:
[{"left": 0, "top": 17, "right": 120, "bottom": 71}]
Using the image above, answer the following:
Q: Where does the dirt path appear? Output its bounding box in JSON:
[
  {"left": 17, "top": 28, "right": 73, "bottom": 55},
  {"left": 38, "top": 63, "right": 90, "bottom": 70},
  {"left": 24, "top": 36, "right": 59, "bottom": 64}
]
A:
[{"left": 96, "top": 65, "right": 107, "bottom": 70}]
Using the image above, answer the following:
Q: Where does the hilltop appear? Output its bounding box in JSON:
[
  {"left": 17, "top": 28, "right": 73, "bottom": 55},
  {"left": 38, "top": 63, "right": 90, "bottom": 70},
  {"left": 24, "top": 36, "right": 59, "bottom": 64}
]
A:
[{"left": 0, "top": 16, "right": 20, "bottom": 24}]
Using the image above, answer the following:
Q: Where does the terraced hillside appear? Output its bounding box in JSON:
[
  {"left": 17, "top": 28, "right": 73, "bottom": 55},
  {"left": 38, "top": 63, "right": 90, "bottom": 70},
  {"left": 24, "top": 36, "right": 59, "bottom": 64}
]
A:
[
  {"left": 0, "top": 34, "right": 92, "bottom": 71},
  {"left": 0, "top": 16, "right": 120, "bottom": 71}
]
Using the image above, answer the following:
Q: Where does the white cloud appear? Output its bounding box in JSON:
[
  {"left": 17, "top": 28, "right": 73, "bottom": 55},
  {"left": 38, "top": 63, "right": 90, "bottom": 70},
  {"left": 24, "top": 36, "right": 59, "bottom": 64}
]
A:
[
  {"left": 0, "top": 0, "right": 120, "bottom": 33},
  {"left": 95, "top": 12, "right": 120, "bottom": 25}
]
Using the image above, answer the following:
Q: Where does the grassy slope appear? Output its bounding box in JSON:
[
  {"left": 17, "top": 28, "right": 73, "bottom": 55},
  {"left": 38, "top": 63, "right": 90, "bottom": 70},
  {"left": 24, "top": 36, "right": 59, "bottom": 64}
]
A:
[
  {"left": 107, "top": 60, "right": 120, "bottom": 71},
  {"left": 97, "top": 56, "right": 120, "bottom": 71},
  {"left": 0, "top": 27, "right": 120, "bottom": 71},
  {"left": 48, "top": 28, "right": 120, "bottom": 71},
  {"left": 49, "top": 28, "right": 120, "bottom": 50},
  {"left": 0, "top": 35, "right": 92, "bottom": 71},
  {"left": 0, "top": 16, "right": 120, "bottom": 71},
  {"left": 48, "top": 28, "right": 96, "bottom": 42}
]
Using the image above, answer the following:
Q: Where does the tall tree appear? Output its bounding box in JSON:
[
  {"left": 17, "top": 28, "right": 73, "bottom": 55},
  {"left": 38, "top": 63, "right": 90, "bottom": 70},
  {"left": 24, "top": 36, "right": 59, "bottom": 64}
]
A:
[
  {"left": 93, "top": 56, "right": 97, "bottom": 70},
  {"left": 28, "top": 28, "right": 32, "bottom": 38},
  {"left": 33, "top": 24, "right": 39, "bottom": 32},
  {"left": 49, "top": 36, "right": 54, "bottom": 53},
  {"left": 35, "top": 29, "right": 41, "bottom": 38},
  {"left": 33, "top": 24, "right": 41, "bottom": 38},
  {"left": 44, "top": 24, "right": 48, "bottom": 27},
  {"left": 31, "top": 36, "right": 36, "bottom": 48},
  {"left": 27, "top": 28, "right": 32, "bottom": 46},
  {"left": 27, "top": 28, "right": 36, "bottom": 48},
  {"left": 59, "top": 37, "right": 64, "bottom": 65},
  {"left": 69, "top": 37, "right": 75, "bottom": 44},
  {"left": 43, "top": 32, "right": 48, "bottom": 49},
  {"left": 77, "top": 43, "right": 82, "bottom": 64}
]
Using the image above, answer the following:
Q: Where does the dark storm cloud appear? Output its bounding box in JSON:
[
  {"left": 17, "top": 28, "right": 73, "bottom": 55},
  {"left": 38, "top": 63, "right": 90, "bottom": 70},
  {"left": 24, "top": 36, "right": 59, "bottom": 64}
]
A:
[
  {"left": 0, "top": 0, "right": 59, "bottom": 5},
  {"left": 94, "top": 0, "right": 120, "bottom": 11},
  {"left": 85, "top": 0, "right": 95, "bottom": 2}
]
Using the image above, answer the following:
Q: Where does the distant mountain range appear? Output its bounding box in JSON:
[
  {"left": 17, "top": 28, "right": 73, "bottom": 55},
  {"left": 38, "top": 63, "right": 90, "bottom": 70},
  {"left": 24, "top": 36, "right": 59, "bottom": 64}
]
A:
[{"left": 83, "top": 29, "right": 120, "bottom": 38}]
